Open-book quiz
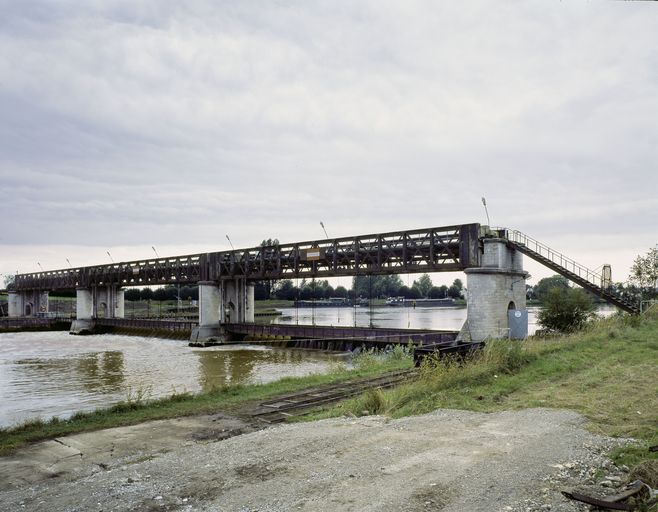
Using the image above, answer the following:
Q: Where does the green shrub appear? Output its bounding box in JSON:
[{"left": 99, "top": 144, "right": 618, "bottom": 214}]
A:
[{"left": 538, "top": 287, "right": 596, "bottom": 333}]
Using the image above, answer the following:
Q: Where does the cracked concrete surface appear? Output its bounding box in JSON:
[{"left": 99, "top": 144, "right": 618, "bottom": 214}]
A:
[{"left": 0, "top": 412, "right": 251, "bottom": 491}]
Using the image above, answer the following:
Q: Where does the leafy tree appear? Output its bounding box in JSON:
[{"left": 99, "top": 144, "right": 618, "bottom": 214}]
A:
[
  {"left": 124, "top": 288, "right": 141, "bottom": 301},
  {"left": 273, "top": 280, "right": 298, "bottom": 301},
  {"left": 179, "top": 285, "right": 198, "bottom": 301},
  {"left": 533, "top": 275, "right": 570, "bottom": 303},
  {"left": 452, "top": 278, "right": 463, "bottom": 291},
  {"left": 538, "top": 287, "right": 596, "bottom": 333},
  {"left": 428, "top": 286, "right": 447, "bottom": 299},
  {"left": 629, "top": 247, "right": 658, "bottom": 295},
  {"left": 352, "top": 275, "right": 403, "bottom": 298},
  {"left": 324, "top": 284, "right": 335, "bottom": 298},
  {"left": 140, "top": 288, "right": 154, "bottom": 300},
  {"left": 398, "top": 285, "right": 421, "bottom": 299},
  {"left": 447, "top": 285, "right": 462, "bottom": 299},
  {"left": 334, "top": 285, "right": 349, "bottom": 298},
  {"left": 413, "top": 274, "right": 433, "bottom": 298},
  {"left": 3, "top": 274, "right": 15, "bottom": 288},
  {"left": 297, "top": 279, "right": 333, "bottom": 300},
  {"left": 153, "top": 286, "right": 176, "bottom": 301},
  {"left": 254, "top": 282, "right": 270, "bottom": 300}
]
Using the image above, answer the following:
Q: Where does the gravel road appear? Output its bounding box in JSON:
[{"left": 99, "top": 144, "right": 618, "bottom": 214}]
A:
[{"left": 0, "top": 408, "right": 629, "bottom": 511}]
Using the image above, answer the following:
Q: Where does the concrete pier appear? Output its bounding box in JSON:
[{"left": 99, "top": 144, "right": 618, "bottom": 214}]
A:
[
  {"left": 92, "top": 285, "right": 125, "bottom": 319},
  {"left": 71, "top": 287, "right": 94, "bottom": 334},
  {"left": 463, "top": 238, "right": 529, "bottom": 342},
  {"left": 190, "top": 281, "right": 222, "bottom": 344},
  {"left": 7, "top": 291, "right": 21, "bottom": 317},
  {"left": 7, "top": 290, "right": 49, "bottom": 317},
  {"left": 190, "top": 279, "right": 256, "bottom": 345}
]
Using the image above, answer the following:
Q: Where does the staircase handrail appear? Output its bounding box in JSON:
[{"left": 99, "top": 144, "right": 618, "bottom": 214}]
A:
[{"left": 505, "top": 229, "right": 605, "bottom": 288}]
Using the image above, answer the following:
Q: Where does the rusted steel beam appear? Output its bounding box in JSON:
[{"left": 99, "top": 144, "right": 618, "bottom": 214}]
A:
[
  {"left": 226, "top": 323, "right": 458, "bottom": 345},
  {"left": 561, "top": 490, "right": 634, "bottom": 511},
  {"left": 13, "top": 223, "right": 480, "bottom": 291}
]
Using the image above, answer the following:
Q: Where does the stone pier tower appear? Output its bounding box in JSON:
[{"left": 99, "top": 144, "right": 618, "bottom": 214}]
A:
[{"left": 463, "top": 237, "right": 529, "bottom": 342}]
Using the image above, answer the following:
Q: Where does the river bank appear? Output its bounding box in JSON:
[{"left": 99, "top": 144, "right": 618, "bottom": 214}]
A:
[
  {"left": 0, "top": 349, "right": 410, "bottom": 454},
  {"left": 1, "top": 309, "right": 656, "bottom": 510}
]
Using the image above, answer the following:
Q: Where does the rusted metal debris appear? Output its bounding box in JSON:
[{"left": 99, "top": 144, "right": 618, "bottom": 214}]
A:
[{"left": 562, "top": 480, "right": 654, "bottom": 511}]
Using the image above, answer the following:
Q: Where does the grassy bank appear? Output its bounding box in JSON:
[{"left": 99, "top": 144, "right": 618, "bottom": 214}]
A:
[
  {"left": 2, "top": 310, "right": 656, "bottom": 469},
  {"left": 314, "top": 308, "right": 658, "bottom": 464},
  {"left": 0, "top": 349, "right": 411, "bottom": 455},
  {"left": 308, "top": 308, "right": 658, "bottom": 467}
]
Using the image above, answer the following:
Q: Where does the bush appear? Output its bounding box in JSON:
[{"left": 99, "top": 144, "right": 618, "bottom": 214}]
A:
[{"left": 538, "top": 287, "right": 596, "bottom": 333}]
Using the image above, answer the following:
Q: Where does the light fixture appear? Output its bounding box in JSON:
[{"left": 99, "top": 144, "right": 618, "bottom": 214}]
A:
[
  {"left": 320, "top": 221, "right": 329, "bottom": 239},
  {"left": 481, "top": 197, "right": 491, "bottom": 226}
]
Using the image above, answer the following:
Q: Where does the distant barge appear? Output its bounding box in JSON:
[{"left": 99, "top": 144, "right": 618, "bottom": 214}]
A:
[
  {"left": 293, "top": 298, "right": 369, "bottom": 308},
  {"left": 385, "top": 297, "right": 456, "bottom": 307}
]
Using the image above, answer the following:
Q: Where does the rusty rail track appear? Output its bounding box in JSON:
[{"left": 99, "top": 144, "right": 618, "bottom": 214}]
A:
[
  {"left": 245, "top": 369, "right": 416, "bottom": 424},
  {"left": 245, "top": 341, "right": 486, "bottom": 424}
]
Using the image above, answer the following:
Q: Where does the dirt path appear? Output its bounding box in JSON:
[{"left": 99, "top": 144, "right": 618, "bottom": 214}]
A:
[{"left": 0, "top": 408, "right": 628, "bottom": 511}]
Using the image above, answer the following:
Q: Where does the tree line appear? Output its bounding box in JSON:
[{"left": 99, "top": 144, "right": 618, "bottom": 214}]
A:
[{"left": 118, "top": 274, "right": 465, "bottom": 302}]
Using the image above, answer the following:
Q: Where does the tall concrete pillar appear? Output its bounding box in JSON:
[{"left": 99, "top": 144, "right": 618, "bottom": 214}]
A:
[
  {"left": 37, "top": 291, "right": 49, "bottom": 315},
  {"left": 8, "top": 291, "right": 22, "bottom": 317},
  {"left": 95, "top": 285, "right": 122, "bottom": 319},
  {"left": 71, "top": 287, "right": 94, "bottom": 334},
  {"left": 92, "top": 286, "right": 112, "bottom": 318},
  {"left": 463, "top": 238, "right": 529, "bottom": 342},
  {"left": 221, "top": 278, "right": 252, "bottom": 324},
  {"left": 190, "top": 281, "right": 222, "bottom": 344},
  {"left": 223, "top": 279, "right": 239, "bottom": 324},
  {"left": 246, "top": 282, "right": 255, "bottom": 323},
  {"left": 115, "top": 288, "right": 125, "bottom": 318}
]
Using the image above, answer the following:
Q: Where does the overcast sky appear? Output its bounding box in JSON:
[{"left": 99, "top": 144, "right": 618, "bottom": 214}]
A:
[{"left": 1, "top": 1, "right": 656, "bottom": 286}]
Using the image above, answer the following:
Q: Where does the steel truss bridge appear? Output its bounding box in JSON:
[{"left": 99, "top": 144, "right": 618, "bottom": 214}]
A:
[
  {"left": 13, "top": 224, "right": 481, "bottom": 292},
  {"left": 10, "top": 222, "right": 639, "bottom": 314}
]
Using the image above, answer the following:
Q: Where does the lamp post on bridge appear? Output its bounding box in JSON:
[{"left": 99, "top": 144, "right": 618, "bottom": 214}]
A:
[
  {"left": 320, "top": 221, "right": 329, "bottom": 240},
  {"left": 481, "top": 197, "right": 491, "bottom": 226}
]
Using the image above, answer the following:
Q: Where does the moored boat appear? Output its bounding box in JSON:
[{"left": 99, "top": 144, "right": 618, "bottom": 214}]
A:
[{"left": 385, "top": 297, "right": 456, "bottom": 307}]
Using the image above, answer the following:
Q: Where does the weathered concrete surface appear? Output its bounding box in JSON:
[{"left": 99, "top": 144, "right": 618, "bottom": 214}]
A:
[
  {"left": 0, "top": 413, "right": 252, "bottom": 492},
  {"left": 0, "top": 408, "right": 627, "bottom": 511}
]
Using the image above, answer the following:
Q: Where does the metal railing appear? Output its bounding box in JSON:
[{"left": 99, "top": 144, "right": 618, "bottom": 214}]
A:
[{"left": 506, "top": 230, "right": 604, "bottom": 289}]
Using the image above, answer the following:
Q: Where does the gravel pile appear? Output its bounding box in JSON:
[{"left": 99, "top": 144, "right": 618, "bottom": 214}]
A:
[{"left": 0, "top": 408, "right": 632, "bottom": 511}]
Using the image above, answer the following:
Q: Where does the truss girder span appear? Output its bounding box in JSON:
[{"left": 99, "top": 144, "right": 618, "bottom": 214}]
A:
[{"left": 12, "top": 224, "right": 481, "bottom": 291}]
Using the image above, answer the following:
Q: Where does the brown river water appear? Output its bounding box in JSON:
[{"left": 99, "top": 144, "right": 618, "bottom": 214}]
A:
[{"left": 0, "top": 332, "right": 348, "bottom": 428}]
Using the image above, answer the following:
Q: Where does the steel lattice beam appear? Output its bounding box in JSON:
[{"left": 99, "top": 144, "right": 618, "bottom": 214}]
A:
[{"left": 12, "top": 223, "right": 481, "bottom": 291}]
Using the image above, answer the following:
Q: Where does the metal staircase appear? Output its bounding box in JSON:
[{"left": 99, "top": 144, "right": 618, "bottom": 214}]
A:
[{"left": 503, "top": 230, "right": 639, "bottom": 314}]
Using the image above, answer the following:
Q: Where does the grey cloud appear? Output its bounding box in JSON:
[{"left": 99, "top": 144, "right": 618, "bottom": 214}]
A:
[{"left": 1, "top": 1, "right": 657, "bottom": 279}]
